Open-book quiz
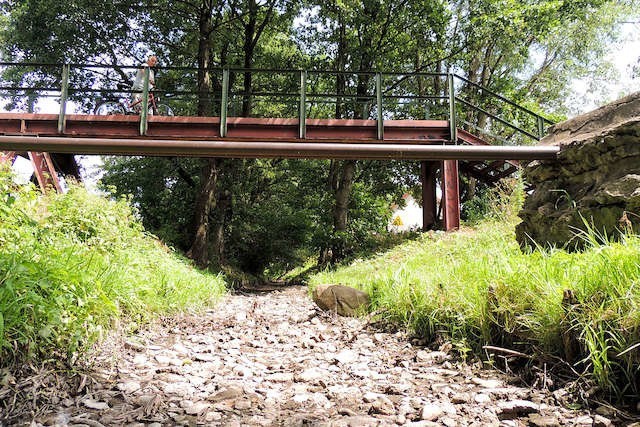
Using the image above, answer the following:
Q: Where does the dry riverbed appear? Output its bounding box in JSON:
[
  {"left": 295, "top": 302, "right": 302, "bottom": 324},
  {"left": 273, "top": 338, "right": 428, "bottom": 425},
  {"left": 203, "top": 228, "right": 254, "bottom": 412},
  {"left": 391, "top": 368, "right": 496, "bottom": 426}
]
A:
[{"left": 3, "top": 286, "right": 635, "bottom": 426}]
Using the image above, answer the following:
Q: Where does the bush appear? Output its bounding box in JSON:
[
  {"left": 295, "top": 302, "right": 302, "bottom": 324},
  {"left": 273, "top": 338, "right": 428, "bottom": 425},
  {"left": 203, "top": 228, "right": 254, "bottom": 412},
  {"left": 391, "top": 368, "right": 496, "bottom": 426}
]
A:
[
  {"left": 310, "top": 184, "right": 640, "bottom": 401},
  {"left": 0, "top": 168, "right": 226, "bottom": 366}
]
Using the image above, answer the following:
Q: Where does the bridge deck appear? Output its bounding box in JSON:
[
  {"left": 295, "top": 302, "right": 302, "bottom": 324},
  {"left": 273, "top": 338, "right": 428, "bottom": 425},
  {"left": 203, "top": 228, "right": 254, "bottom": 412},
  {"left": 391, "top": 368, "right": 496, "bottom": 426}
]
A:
[
  {"left": 0, "top": 113, "right": 558, "bottom": 162},
  {"left": 0, "top": 113, "right": 450, "bottom": 143},
  {"left": 0, "top": 112, "right": 559, "bottom": 231}
]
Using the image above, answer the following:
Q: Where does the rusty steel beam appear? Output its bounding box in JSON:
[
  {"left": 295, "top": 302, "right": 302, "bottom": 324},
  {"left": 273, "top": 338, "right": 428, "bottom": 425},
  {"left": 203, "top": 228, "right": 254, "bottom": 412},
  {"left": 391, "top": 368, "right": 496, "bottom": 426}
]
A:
[
  {"left": 0, "top": 135, "right": 560, "bottom": 160},
  {"left": 0, "top": 113, "right": 451, "bottom": 142},
  {"left": 442, "top": 160, "right": 460, "bottom": 231},
  {"left": 0, "top": 151, "right": 16, "bottom": 164},
  {"left": 28, "top": 151, "right": 62, "bottom": 193},
  {"left": 458, "top": 128, "right": 489, "bottom": 146}
]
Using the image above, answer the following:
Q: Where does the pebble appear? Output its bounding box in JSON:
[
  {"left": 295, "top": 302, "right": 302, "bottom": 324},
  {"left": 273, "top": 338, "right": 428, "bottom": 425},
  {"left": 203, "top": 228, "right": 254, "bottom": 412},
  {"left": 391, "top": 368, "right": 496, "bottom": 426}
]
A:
[
  {"left": 334, "top": 349, "right": 359, "bottom": 364},
  {"left": 474, "top": 393, "right": 491, "bottom": 404},
  {"left": 24, "top": 287, "right": 604, "bottom": 426},
  {"left": 421, "top": 403, "right": 443, "bottom": 421}
]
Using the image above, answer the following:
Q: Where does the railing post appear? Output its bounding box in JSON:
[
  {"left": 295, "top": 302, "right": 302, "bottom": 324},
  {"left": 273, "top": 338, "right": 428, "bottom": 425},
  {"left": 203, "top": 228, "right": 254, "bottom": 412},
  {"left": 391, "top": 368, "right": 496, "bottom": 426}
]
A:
[
  {"left": 376, "top": 72, "right": 384, "bottom": 140},
  {"left": 220, "top": 67, "right": 229, "bottom": 137},
  {"left": 448, "top": 73, "right": 457, "bottom": 144},
  {"left": 139, "top": 66, "right": 150, "bottom": 136},
  {"left": 57, "top": 63, "right": 70, "bottom": 134},
  {"left": 537, "top": 116, "right": 545, "bottom": 140},
  {"left": 299, "top": 70, "right": 307, "bottom": 139}
]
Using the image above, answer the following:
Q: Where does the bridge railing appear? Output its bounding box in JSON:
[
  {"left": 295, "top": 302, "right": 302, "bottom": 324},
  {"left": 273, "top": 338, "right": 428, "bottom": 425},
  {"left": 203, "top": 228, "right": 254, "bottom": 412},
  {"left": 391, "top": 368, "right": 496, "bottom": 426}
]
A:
[{"left": 0, "top": 62, "right": 553, "bottom": 144}]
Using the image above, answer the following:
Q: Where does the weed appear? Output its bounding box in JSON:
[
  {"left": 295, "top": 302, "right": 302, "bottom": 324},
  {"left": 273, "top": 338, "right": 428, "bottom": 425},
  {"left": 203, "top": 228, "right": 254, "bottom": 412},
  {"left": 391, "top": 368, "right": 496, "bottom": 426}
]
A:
[
  {"left": 0, "top": 169, "right": 226, "bottom": 367},
  {"left": 310, "top": 181, "right": 640, "bottom": 400}
]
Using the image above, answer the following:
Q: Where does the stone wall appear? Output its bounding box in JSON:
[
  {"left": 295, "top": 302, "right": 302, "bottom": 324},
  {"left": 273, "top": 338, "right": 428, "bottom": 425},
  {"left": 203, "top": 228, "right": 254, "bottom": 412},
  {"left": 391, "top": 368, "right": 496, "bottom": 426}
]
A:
[{"left": 516, "top": 92, "right": 640, "bottom": 248}]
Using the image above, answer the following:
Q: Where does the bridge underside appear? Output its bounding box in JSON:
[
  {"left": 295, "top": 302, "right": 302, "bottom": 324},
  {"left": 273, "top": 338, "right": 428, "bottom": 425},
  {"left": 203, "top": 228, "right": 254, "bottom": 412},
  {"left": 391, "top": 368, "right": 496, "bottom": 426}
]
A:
[{"left": 0, "top": 113, "right": 558, "bottom": 231}]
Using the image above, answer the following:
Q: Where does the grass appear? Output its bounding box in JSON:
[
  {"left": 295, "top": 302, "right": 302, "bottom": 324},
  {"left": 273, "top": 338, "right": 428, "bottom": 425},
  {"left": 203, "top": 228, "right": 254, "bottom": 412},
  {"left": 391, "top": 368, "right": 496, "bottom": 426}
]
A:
[
  {"left": 0, "top": 168, "right": 226, "bottom": 366},
  {"left": 309, "top": 182, "right": 640, "bottom": 401}
]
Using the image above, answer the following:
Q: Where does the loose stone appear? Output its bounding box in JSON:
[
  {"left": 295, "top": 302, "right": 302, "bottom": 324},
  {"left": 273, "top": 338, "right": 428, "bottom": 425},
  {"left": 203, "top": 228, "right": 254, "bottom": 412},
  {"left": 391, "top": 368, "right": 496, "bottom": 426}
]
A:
[{"left": 20, "top": 287, "right": 604, "bottom": 426}]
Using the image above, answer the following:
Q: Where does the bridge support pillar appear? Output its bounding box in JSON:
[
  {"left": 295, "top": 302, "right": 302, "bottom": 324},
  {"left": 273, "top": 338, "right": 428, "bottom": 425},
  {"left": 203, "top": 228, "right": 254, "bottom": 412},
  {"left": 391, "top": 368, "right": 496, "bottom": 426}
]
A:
[
  {"left": 420, "top": 161, "right": 438, "bottom": 231},
  {"left": 28, "top": 152, "right": 62, "bottom": 193},
  {"left": 442, "top": 160, "right": 460, "bottom": 231}
]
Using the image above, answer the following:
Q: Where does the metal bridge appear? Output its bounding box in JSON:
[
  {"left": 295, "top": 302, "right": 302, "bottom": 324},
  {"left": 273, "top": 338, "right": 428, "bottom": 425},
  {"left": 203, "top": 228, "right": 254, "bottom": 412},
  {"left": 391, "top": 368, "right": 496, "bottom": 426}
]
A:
[{"left": 0, "top": 63, "right": 559, "bottom": 230}]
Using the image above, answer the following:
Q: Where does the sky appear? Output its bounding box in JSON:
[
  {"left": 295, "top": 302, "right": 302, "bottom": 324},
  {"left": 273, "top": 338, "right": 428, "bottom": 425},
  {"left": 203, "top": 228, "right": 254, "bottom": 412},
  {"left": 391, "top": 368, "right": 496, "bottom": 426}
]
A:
[{"left": 568, "top": 22, "right": 639, "bottom": 114}]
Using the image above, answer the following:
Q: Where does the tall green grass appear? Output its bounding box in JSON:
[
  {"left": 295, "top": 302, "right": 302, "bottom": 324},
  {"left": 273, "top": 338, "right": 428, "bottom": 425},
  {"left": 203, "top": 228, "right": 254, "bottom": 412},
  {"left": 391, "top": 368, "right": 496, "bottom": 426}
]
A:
[
  {"left": 0, "top": 168, "right": 226, "bottom": 366},
  {"left": 310, "top": 182, "right": 640, "bottom": 400}
]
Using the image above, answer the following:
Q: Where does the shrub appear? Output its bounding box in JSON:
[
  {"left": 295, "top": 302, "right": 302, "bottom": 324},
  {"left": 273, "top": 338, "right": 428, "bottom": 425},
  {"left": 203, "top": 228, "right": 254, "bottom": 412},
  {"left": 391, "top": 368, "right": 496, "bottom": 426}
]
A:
[{"left": 0, "top": 168, "right": 226, "bottom": 366}]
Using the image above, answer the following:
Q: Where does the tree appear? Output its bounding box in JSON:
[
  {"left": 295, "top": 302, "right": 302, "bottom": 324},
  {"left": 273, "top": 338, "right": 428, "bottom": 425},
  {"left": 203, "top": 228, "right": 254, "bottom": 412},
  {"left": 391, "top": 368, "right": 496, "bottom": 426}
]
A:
[
  {"left": 298, "top": 0, "right": 450, "bottom": 263},
  {"left": 448, "top": 0, "right": 634, "bottom": 137}
]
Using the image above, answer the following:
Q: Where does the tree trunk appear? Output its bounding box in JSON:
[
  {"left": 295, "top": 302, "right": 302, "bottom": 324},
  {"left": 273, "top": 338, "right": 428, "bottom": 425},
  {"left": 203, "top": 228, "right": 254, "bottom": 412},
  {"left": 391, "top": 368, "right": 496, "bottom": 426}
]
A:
[
  {"left": 329, "top": 160, "right": 356, "bottom": 261},
  {"left": 189, "top": 0, "right": 219, "bottom": 267},
  {"left": 334, "top": 6, "right": 346, "bottom": 119},
  {"left": 333, "top": 160, "right": 356, "bottom": 233},
  {"left": 188, "top": 158, "right": 218, "bottom": 268},
  {"left": 242, "top": 0, "right": 258, "bottom": 117},
  {"left": 355, "top": 74, "right": 371, "bottom": 119},
  {"left": 476, "top": 44, "right": 494, "bottom": 131},
  {"left": 197, "top": 0, "right": 214, "bottom": 116},
  {"left": 211, "top": 189, "right": 231, "bottom": 266}
]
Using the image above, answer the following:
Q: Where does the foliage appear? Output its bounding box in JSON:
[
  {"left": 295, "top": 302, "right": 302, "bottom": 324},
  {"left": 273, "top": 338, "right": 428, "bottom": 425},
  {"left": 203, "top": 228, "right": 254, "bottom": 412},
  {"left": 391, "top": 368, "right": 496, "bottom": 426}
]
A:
[
  {"left": 101, "top": 156, "right": 401, "bottom": 277},
  {"left": 462, "top": 178, "right": 524, "bottom": 223},
  {"left": 100, "top": 156, "right": 199, "bottom": 250},
  {"left": 0, "top": 168, "right": 226, "bottom": 366},
  {"left": 309, "top": 183, "right": 640, "bottom": 400}
]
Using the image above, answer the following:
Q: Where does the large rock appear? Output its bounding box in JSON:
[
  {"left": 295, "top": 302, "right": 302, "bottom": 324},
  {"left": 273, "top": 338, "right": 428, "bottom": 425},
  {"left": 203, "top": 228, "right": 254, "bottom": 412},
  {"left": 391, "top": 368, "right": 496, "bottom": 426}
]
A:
[
  {"left": 312, "top": 284, "right": 370, "bottom": 316},
  {"left": 516, "top": 92, "right": 640, "bottom": 248}
]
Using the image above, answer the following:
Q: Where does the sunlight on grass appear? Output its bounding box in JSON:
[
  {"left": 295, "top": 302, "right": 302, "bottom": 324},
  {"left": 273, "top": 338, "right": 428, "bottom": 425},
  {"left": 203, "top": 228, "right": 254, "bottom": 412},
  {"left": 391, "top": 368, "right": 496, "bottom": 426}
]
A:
[
  {"left": 0, "top": 168, "right": 226, "bottom": 365},
  {"left": 310, "top": 183, "right": 640, "bottom": 399}
]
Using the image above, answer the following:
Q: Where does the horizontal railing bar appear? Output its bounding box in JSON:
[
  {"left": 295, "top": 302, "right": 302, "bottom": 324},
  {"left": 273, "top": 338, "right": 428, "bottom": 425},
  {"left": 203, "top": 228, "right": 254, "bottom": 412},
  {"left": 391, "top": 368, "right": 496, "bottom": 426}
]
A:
[
  {"left": 383, "top": 95, "right": 448, "bottom": 100},
  {"left": 0, "top": 62, "right": 61, "bottom": 68},
  {"left": 453, "top": 73, "right": 553, "bottom": 124},
  {"left": 380, "top": 72, "right": 448, "bottom": 78},
  {"left": 0, "top": 92, "right": 60, "bottom": 98},
  {"left": 307, "top": 93, "right": 374, "bottom": 99},
  {"left": 0, "top": 62, "right": 448, "bottom": 78},
  {"left": 0, "top": 87, "right": 442, "bottom": 101},
  {"left": 0, "top": 86, "right": 61, "bottom": 91},
  {"left": 456, "top": 97, "right": 540, "bottom": 141}
]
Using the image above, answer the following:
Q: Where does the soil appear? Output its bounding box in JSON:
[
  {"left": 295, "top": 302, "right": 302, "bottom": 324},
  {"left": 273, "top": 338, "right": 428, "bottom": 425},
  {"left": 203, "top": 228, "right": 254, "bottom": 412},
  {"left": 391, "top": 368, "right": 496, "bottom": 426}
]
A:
[{"left": 2, "top": 285, "right": 638, "bottom": 426}]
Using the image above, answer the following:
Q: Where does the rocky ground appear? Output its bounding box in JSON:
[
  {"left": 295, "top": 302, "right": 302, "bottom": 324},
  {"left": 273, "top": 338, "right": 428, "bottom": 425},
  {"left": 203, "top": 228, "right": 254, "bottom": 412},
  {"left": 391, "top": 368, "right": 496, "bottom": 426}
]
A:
[{"left": 4, "top": 286, "right": 637, "bottom": 426}]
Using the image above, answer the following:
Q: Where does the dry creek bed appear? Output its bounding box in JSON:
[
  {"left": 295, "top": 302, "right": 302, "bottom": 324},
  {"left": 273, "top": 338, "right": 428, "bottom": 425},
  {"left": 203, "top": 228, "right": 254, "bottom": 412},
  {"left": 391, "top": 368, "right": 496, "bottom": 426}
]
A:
[{"left": 5, "top": 286, "right": 640, "bottom": 426}]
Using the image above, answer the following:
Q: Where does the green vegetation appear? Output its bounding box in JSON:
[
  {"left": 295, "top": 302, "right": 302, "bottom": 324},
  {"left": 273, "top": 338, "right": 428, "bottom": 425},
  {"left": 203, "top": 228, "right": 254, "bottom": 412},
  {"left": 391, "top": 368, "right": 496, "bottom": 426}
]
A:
[
  {"left": 0, "top": 168, "right": 226, "bottom": 366},
  {"left": 309, "top": 183, "right": 640, "bottom": 400}
]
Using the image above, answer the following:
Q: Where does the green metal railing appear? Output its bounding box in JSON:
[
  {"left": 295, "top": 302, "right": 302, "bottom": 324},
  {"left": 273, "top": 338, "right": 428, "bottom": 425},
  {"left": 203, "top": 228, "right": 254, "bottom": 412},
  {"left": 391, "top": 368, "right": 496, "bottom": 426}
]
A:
[{"left": 0, "top": 62, "right": 554, "bottom": 142}]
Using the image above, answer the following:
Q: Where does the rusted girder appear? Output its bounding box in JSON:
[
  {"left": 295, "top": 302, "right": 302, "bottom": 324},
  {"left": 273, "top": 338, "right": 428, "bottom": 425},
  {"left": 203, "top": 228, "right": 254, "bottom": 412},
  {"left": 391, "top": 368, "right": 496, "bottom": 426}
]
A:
[
  {"left": 0, "top": 135, "right": 560, "bottom": 160},
  {"left": 442, "top": 160, "right": 460, "bottom": 231},
  {"left": 28, "top": 152, "right": 62, "bottom": 193},
  {"left": 0, "top": 114, "right": 450, "bottom": 142}
]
